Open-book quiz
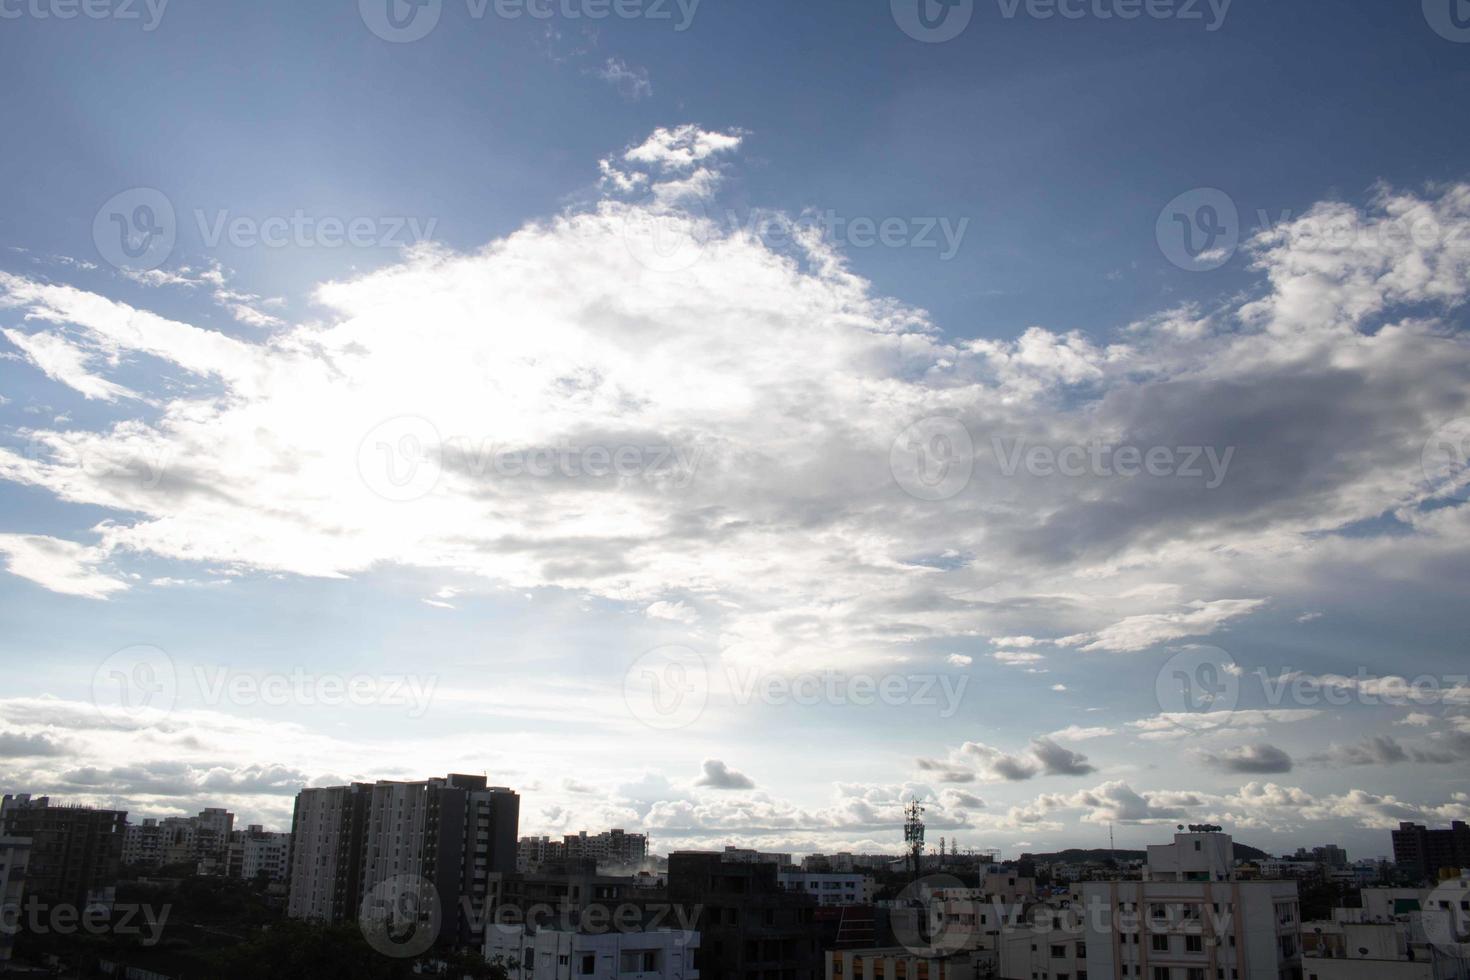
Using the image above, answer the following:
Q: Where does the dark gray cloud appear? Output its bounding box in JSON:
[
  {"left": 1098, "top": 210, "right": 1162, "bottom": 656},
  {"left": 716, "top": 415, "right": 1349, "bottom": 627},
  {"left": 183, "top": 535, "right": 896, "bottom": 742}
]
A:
[
  {"left": 1200, "top": 743, "right": 1294, "bottom": 774},
  {"left": 694, "top": 759, "right": 755, "bottom": 790},
  {"left": 0, "top": 731, "right": 66, "bottom": 758},
  {"left": 1030, "top": 737, "right": 1098, "bottom": 777}
]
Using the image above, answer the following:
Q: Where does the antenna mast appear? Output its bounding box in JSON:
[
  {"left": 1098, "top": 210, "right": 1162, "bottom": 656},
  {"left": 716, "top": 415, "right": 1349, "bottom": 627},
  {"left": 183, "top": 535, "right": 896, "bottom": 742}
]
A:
[{"left": 904, "top": 798, "right": 926, "bottom": 881}]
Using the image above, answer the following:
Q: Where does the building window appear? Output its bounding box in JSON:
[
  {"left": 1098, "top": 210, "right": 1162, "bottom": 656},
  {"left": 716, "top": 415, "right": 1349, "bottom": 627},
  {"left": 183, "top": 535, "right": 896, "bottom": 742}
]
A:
[
  {"left": 582, "top": 955, "right": 596, "bottom": 975},
  {"left": 1152, "top": 935, "right": 1169, "bottom": 952},
  {"left": 1185, "top": 936, "right": 1203, "bottom": 953}
]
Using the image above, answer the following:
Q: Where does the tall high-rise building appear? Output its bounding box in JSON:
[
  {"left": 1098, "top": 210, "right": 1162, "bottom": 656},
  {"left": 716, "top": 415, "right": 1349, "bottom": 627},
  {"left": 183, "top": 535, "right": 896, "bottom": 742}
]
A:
[
  {"left": 286, "top": 774, "right": 519, "bottom": 948},
  {"left": 0, "top": 794, "right": 125, "bottom": 913},
  {"left": 1391, "top": 821, "right": 1470, "bottom": 881}
]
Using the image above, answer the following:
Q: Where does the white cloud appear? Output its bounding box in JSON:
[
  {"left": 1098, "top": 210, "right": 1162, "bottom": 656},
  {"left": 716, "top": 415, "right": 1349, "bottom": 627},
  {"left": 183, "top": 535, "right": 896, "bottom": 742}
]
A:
[
  {"left": 0, "top": 534, "right": 127, "bottom": 599},
  {"left": 1, "top": 328, "right": 138, "bottom": 401},
  {"left": 646, "top": 600, "right": 700, "bottom": 624},
  {"left": 1057, "top": 599, "right": 1267, "bottom": 653},
  {"left": 595, "top": 58, "right": 652, "bottom": 101}
]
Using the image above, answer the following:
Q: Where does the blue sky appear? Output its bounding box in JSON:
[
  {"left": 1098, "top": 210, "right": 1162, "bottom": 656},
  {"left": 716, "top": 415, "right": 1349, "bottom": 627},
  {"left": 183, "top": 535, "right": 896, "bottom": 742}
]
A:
[{"left": 1, "top": 0, "right": 1469, "bottom": 860}]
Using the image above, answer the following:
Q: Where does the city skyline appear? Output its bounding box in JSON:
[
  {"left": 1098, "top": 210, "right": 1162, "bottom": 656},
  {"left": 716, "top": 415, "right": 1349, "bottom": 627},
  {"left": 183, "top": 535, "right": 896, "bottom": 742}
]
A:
[{"left": 1, "top": 0, "right": 1469, "bottom": 865}]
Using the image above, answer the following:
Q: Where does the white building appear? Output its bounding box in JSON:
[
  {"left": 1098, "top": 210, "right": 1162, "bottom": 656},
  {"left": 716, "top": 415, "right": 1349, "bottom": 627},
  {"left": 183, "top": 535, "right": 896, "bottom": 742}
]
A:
[
  {"left": 228, "top": 825, "right": 291, "bottom": 881},
  {"left": 1080, "top": 829, "right": 1301, "bottom": 980},
  {"left": 777, "top": 870, "right": 875, "bottom": 906},
  {"left": 996, "top": 908, "right": 1086, "bottom": 980},
  {"left": 487, "top": 925, "right": 698, "bottom": 980},
  {"left": 0, "top": 836, "right": 31, "bottom": 969}
]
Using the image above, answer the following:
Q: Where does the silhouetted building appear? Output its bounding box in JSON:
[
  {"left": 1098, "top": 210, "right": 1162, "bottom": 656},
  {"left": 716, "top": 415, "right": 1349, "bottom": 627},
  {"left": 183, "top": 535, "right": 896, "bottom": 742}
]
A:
[
  {"left": 286, "top": 774, "right": 519, "bottom": 948},
  {"left": 667, "top": 851, "right": 822, "bottom": 980},
  {"left": 0, "top": 794, "right": 125, "bottom": 913},
  {"left": 1392, "top": 822, "right": 1470, "bottom": 881}
]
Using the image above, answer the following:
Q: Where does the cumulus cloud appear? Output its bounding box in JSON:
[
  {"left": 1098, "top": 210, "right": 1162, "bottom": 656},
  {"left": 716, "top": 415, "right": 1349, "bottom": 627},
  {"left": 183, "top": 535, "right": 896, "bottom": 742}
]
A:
[
  {"left": 1199, "top": 743, "right": 1294, "bottom": 774},
  {"left": 694, "top": 758, "right": 755, "bottom": 790},
  {"left": 0, "top": 731, "right": 67, "bottom": 758},
  {"left": 919, "top": 736, "right": 1096, "bottom": 783}
]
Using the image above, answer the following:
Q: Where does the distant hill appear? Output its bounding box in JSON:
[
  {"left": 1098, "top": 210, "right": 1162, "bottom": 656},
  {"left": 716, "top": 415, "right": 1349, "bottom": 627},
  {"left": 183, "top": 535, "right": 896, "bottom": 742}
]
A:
[{"left": 1022, "top": 842, "right": 1270, "bottom": 864}]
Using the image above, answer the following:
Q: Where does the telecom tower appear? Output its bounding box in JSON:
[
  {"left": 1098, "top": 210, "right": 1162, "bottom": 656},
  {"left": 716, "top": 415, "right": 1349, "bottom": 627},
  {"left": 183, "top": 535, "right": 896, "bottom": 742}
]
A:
[{"left": 904, "top": 798, "right": 926, "bottom": 880}]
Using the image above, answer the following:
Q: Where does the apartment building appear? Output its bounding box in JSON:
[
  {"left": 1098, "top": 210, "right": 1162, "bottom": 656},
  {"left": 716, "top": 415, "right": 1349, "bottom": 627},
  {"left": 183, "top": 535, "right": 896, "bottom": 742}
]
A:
[
  {"left": 1079, "top": 829, "right": 1301, "bottom": 980},
  {"left": 825, "top": 947, "right": 985, "bottom": 980},
  {"left": 721, "top": 847, "right": 795, "bottom": 868},
  {"left": 0, "top": 836, "right": 31, "bottom": 969},
  {"left": 227, "top": 824, "right": 292, "bottom": 881},
  {"left": 1300, "top": 872, "right": 1470, "bottom": 980},
  {"left": 520, "top": 830, "right": 652, "bottom": 872},
  {"left": 777, "top": 871, "right": 875, "bottom": 907},
  {"left": 997, "top": 922, "right": 1086, "bottom": 980},
  {"left": 0, "top": 794, "right": 125, "bottom": 913},
  {"left": 488, "top": 924, "right": 699, "bottom": 980},
  {"left": 1392, "top": 823, "right": 1470, "bottom": 883},
  {"left": 667, "top": 851, "right": 822, "bottom": 980},
  {"left": 122, "top": 807, "right": 235, "bottom": 872},
  {"left": 286, "top": 774, "right": 519, "bottom": 948}
]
